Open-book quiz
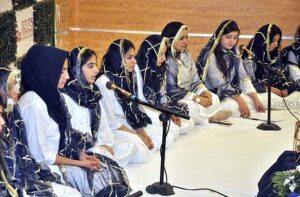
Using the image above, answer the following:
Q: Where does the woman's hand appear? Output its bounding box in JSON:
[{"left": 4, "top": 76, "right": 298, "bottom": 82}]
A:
[
  {"left": 247, "top": 92, "right": 266, "bottom": 113},
  {"left": 199, "top": 96, "right": 211, "bottom": 108},
  {"left": 101, "top": 145, "right": 114, "bottom": 155},
  {"left": 171, "top": 115, "right": 181, "bottom": 127},
  {"left": 271, "top": 87, "right": 288, "bottom": 97},
  {"left": 280, "top": 89, "right": 289, "bottom": 97},
  {"left": 200, "top": 90, "right": 212, "bottom": 105},
  {"left": 136, "top": 128, "right": 155, "bottom": 150},
  {"left": 79, "top": 152, "right": 101, "bottom": 171},
  {"left": 193, "top": 95, "right": 211, "bottom": 108},
  {"left": 254, "top": 99, "right": 266, "bottom": 113},
  {"left": 234, "top": 95, "right": 250, "bottom": 118}
]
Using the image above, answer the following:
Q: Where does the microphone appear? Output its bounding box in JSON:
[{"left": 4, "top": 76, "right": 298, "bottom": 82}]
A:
[
  {"left": 239, "top": 45, "right": 283, "bottom": 76},
  {"left": 106, "top": 81, "right": 134, "bottom": 98},
  {"left": 106, "top": 81, "right": 190, "bottom": 120},
  {"left": 239, "top": 44, "right": 253, "bottom": 59}
]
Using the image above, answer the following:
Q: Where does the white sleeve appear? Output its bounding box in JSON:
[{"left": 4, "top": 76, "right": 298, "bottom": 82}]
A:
[
  {"left": 95, "top": 76, "right": 123, "bottom": 131},
  {"left": 238, "top": 59, "right": 256, "bottom": 94},
  {"left": 61, "top": 93, "right": 77, "bottom": 127},
  {"left": 240, "top": 77, "right": 256, "bottom": 94},
  {"left": 20, "top": 99, "right": 57, "bottom": 165},
  {"left": 194, "top": 86, "right": 208, "bottom": 96},
  {"left": 184, "top": 91, "right": 197, "bottom": 100},
  {"left": 97, "top": 102, "right": 115, "bottom": 146},
  {"left": 135, "top": 64, "right": 147, "bottom": 102},
  {"left": 289, "top": 64, "right": 300, "bottom": 81}
]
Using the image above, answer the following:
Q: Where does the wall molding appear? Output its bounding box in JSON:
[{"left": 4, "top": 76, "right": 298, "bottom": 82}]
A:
[{"left": 66, "top": 27, "right": 295, "bottom": 40}]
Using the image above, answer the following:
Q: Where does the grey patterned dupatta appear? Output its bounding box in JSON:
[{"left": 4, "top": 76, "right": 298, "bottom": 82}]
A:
[
  {"left": 161, "top": 21, "right": 205, "bottom": 101},
  {"left": 0, "top": 68, "right": 60, "bottom": 197},
  {"left": 281, "top": 25, "right": 300, "bottom": 90},
  {"left": 195, "top": 20, "right": 242, "bottom": 99},
  {"left": 242, "top": 24, "right": 295, "bottom": 93},
  {"left": 136, "top": 34, "right": 189, "bottom": 115}
]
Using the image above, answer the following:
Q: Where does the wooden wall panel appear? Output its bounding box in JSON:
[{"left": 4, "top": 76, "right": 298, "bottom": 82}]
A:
[{"left": 56, "top": 0, "right": 299, "bottom": 59}]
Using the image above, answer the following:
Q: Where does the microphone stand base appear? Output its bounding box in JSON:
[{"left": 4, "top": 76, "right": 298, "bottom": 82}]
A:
[
  {"left": 146, "top": 182, "right": 175, "bottom": 196},
  {"left": 257, "top": 122, "right": 281, "bottom": 131}
]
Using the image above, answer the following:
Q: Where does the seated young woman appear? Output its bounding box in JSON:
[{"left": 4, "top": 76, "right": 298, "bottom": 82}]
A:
[
  {"left": 0, "top": 67, "right": 81, "bottom": 196},
  {"left": 196, "top": 20, "right": 265, "bottom": 117},
  {"left": 281, "top": 25, "right": 300, "bottom": 92},
  {"left": 242, "top": 24, "right": 300, "bottom": 109},
  {"left": 0, "top": 95, "right": 23, "bottom": 197},
  {"left": 62, "top": 46, "right": 145, "bottom": 167},
  {"left": 136, "top": 34, "right": 195, "bottom": 134},
  {"left": 18, "top": 45, "right": 130, "bottom": 196},
  {"left": 161, "top": 21, "right": 230, "bottom": 125},
  {"left": 96, "top": 39, "right": 175, "bottom": 151}
]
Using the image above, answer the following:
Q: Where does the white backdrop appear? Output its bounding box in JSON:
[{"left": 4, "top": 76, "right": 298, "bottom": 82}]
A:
[
  {"left": 0, "top": 0, "right": 12, "bottom": 13},
  {"left": 16, "top": 6, "right": 33, "bottom": 57}
]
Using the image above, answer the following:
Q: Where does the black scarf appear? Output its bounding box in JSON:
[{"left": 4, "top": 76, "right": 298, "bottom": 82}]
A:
[
  {"left": 62, "top": 47, "right": 102, "bottom": 143},
  {"left": 136, "top": 34, "right": 189, "bottom": 115},
  {"left": 21, "top": 45, "right": 69, "bottom": 153},
  {"left": 102, "top": 39, "right": 151, "bottom": 129}
]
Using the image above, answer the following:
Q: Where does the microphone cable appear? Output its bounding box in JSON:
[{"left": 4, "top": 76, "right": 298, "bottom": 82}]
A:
[
  {"left": 160, "top": 119, "right": 228, "bottom": 197},
  {"left": 280, "top": 89, "right": 299, "bottom": 121}
]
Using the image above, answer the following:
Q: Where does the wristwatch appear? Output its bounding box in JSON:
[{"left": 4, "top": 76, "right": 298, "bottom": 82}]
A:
[{"left": 195, "top": 97, "right": 201, "bottom": 103}]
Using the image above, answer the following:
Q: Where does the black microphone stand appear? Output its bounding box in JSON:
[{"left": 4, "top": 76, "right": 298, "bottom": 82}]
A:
[
  {"left": 121, "top": 95, "right": 190, "bottom": 196},
  {"left": 249, "top": 55, "right": 281, "bottom": 131}
]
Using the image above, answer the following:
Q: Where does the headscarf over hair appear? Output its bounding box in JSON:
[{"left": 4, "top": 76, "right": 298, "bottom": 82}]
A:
[
  {"left": 103, "top": 39, "right": 151, "bottom": 129},
  {"left": 243, "top": 24, "right": 296, "bottom": 92},
  {"left": 0, "top": 65, "right": 21, "bottom": 106},
  {"left": 161, "top": 21, "right": 205, "bottom": 101},
  {"left": 136, "top": 34, "right": 189, "bottom": 115},
  {"left": 22, "top": 45, "right": 97, "bottom": 160},
  {"left": 161, "top": 21, "right": 188, "bottom": 58},
  {"left": 63, "top": 46, "right": 102, "bottom": 142},
  {"left": 244, "top": 24, "right": 282, "bottom": 64},
  {"left": 281, "top": 25, "right": 300, "bottom": 68},
  {"left": 21, "top": 45, "right": 69, "bottom": 152},
  {"left": 0, "top": 68, "right": 61, "bottom": 196},
  {"left": 281, "top": 44, "right": 300, "bottom": 69},
  {"left": 20, "top": 46, "right": 130, "bottom": 195},
  {"left": 280, "top": 25, "right": 300, "bottom": 90},
  {"left": 6, "top": 66, "right": 21, "bottom": 113},
  {"left": 136, "top": 34, "right": 167, "bottom": 104},
  {"left": 196, "top": 20, "right": 240, "bottom": 81},
  {"left": 0, "top": 68, "right": 9, "bottom": 106}
]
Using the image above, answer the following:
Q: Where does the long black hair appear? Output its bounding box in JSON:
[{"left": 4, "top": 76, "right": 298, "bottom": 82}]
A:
[
  {"left": 244, "top": 24, "right": 282, "bottom": 63},
  {"left": 213, "top": 20, "right": 240, "bottom": 76},
  {"left": 0, "top": 70, "right": 9, "bottom": 106}
]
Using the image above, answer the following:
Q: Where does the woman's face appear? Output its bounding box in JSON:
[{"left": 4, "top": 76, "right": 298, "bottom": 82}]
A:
[
  {"left": 0, "top": 105, "right": 5, "bottom": 133},
  {"left": 173, "top": 28, "right": 188, "bottom": 52},
  {"left": 157, "top": 43, "right": 167, "bottom": 66},
  {"left": 8, "top": 78, "right": 20, "bottom": 103},
  {"left": 57, "top": 58, "right": 70, "bottom": 89},
  {"left": 82, "top": 55, "right": 99, "bottom": 84},
  {"left": 269, "top": 34, "right": 280, "bottom": 52},
  {"left": 220, "top": 31, "right": 239, "bottom": 50},
  {"left": 125, "top": 47, "right": 137, "bottom": 72}
]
